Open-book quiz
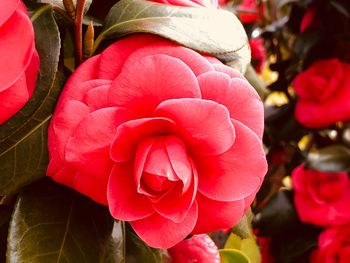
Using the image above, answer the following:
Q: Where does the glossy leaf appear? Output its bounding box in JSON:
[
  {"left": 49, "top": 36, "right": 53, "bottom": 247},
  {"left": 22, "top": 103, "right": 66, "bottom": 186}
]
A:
[
  {"left": 7, "top": 179, "right": 124, "bottom": 263},
  {"left": 0, "top": 5, "right": 63, "bottom": 195},
  {"left": 220, "top": 249, "right": 250, "bottom": 263},
  {"left": 306, "top": 145, "right": 350, "bottom": 172},
  {"left": 96, "top": 0, "right": 249, "bottom": 72}
]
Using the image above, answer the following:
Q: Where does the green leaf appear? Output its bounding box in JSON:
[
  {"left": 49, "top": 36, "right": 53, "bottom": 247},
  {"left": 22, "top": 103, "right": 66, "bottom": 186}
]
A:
[
  {"left": 7, "top": 179, "right": 124, "bottom": 263},
  {"left": 224, "top": 234, "right": 261, "bottom": 263},
  {"left": 125, "top": 224, "right": 168, "bottom": 263},
  {"left": 306, "top": 145, "right": 350, "bottom": 173},
  {"left": 95, "top": 0, "right": 250, "bottom": 72},
  {"left": 232, "top": 208, "right": 254, "bottom": 239},
  {"left": 0, "top": 5, "right": 63, "bottom": 195},
  {"left": 220, "top": 249, "right": 250, "bottom": 263}
]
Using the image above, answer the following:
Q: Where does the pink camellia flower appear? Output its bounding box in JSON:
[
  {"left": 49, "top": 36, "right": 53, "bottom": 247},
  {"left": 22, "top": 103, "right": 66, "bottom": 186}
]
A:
[
  {"left": 0, "top": 0, "right": 39, "bottom": 124},
  {"left": 310, "top": 225, "right": 350, "bottom": 263},
  {"left": 292, "top": 165, "right": 350, "bottom": 227},
  {"left": 150, "top": 0, "right": 218, "bottom": 8},
  {"left": 293, "top": 59, "right": 350, "bottom": 128},
  {"left": 249, "top": 38, "right": 266, "bottom": 73},
  {"left": 168, "top": 234, "right": 220, "bottom": 263},
  {"left": 47, "top": 34, "right": 267, "bottom": 248}
]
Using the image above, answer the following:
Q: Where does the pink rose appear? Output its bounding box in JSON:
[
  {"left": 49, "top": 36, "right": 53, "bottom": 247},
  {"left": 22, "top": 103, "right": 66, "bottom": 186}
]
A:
[
  {"left": 292, "top": 165, "right": 350, "bottom": 226},
  {"left": 0, "top": 0, "right": 39, "bottom": 124},
  {"left": 249, "top": 38, "right": 266, "bottom": 73},
  {"left": 293, "top": 59, "right": 350, "bottom": 128},
  {"left": 47, "top": 34, "right": 267, "bottom": 248},
  {"left": 311, "top": 225, "right": 350, "bottom": 263},
  {"left": 168, "top": 234, "right": 220, "bottom": 263},
  {"left": 150, "top": 0, "right": 218, "bottom": 8}
]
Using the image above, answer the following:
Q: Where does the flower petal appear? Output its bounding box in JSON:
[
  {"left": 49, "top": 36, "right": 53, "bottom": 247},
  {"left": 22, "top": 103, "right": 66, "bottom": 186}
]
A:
[
  {"left": 55, "top": 56, "right": 102, "bottom": 109},
  {"left": 110, "top": 117, "right": 176, "bottom": 162},
  {"left": 192, "top": 193, "right": 244, "bottom": 233},
  {"left": 108, "top": 163, "right": 154, "bottom": 221},
  {"left": 165, "top": 136, "right": 192, "bottom": 192},
  {"left": 97, "top": 34, "right": 161, "bottom": 79},
  {"left": 131, "top": 202, "right": 198, "bottom": 248},
  {"left": 51, "top": 100, "right": 90, "bottom": 160},
  {"left": 72, "top": 171, "right": 109, "bottom": 205},
  {"left": 198, "top": 71, "right": 264, "bottom": 138},
  {"left": 0, "top": 0, "right": 19, "bottom": 26},
  {"left": 108, "top": 54, "right": 201, "bottom": 115},
  {"left": 155, "top": 98, "right": 235, "bottom": 156},
  {"left": 152, "top": 160, "right": 197, "bottom": 223},
  {"left": 124, "top": 42, "right": 214, "bottom": 77},
  {"left": 0, "top": 9, "right": 34, "bottom": 91},
  {"left": 83, "top": 84, "right": 111, "bottom": 111},
  {"left": 65, "top": 107, "right": 136, "bottom": 175},
  {"left": 0, "top": 73, "right": 29, "bottom": 124},
  {"left": 195, "top": 120, "right": 267, "bottom": 201}
]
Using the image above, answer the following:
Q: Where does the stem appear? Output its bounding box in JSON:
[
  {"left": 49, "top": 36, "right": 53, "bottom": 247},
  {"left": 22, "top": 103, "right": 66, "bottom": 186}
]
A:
[{"left": 75, "top": 0, "right": 86, "bottom": 66}]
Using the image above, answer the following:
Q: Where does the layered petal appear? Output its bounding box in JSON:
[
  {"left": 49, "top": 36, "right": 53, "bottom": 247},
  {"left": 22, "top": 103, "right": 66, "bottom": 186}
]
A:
[
  {"left": 110, "top": 117, "right": 176, "bottom": 162},
  {"left": 155, "top": 98, "right": 235, "bottom": 155},
  {"left": 0, "top": 73, "right": 29, "bottom": 124},
  {"left": 194, "top": 120, "right": 267, "bottom": 201},
  {"left": 108, "top": 54, "right": 201, "bottom": 115},
  {"left": 131, "top": 202, "right": 198, "bottom": 248},
  {"left": 0, "top": 9, "right": 35, "bottom": 91},
  {"left": 83, "top": 84, "right": 111, "bottom": 111},
  {"left": 55, "top": 56, "right": 102, "bottom": 109},
  {"left": 193, "top": 193, "right": 244, "bottom": 233},
  {"left": 124, "top": 42, "right": 214, "bottom": 77},
  {"left": 0, "top": 0, "right": 19, "bottom": 25},
  {"left": 65, "top": 107, "right": 136, "bottom": 175},
  {"left": 51, "top": 100, "right": 90, "bottom": 160},
  {"left": 97, "top": 34, "right": 161, "bottom": 79},
  {"left": 152, "top": 161, "right": 197, "bottom": 223},
  {"left": 108, "top": 163, "right": 154, "bottom": 221},
  {"left": 198, "top": 71, "right": 264, "bottom": 138}
]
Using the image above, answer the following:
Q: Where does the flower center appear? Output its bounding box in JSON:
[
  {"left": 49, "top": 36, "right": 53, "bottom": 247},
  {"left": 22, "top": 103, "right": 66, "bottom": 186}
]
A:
[{"left": 142, "top": 172, "right": 173, "bottom": 192}]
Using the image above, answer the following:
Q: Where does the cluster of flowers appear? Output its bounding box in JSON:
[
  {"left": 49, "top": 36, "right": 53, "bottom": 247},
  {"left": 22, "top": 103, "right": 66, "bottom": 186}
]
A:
[
  {"left": 1, "top": 0, "right": 267, "bottom": 255},
  {"left": 292, "top": 58, "right": 350, "bottom": 263}
]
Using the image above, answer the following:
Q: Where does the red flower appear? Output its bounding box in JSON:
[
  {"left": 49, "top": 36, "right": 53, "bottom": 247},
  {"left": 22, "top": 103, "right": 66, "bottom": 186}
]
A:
[
  {"left": 249, "top": 38, "right": 266, "bottom": 73},
  {"left": 47, "top": 34, "right": 267, "bottom": 248},
  {"left": 0, "top": 0, "right": 39, "bottom": 124},
  {"left": 300, "top": 6, "right": 319, "bottom": 33},
  {"left": 292, "top": 165, "right": 350, "bottom": 227},
  {"left": 311, "top": 225, "right": 350, "bottom": 263},
  {"left": 150, "top": 0, "right": 218, "bottom": 8},
  {"left": 168, "top": 234, "right": 220, "bottom": 263},
  {"left": 239, "top": 0, "right": 261, "bottom": 24},
  {"left": 293, "top": 59, "right": 350, "bottom": 128}
]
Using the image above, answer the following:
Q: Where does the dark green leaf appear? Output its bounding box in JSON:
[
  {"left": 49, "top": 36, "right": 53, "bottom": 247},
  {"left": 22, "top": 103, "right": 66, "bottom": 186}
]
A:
[
  {"left": 0, "top": 5, "right": 63, "bottom": 195},
  {"left": 306, "top": 145, "right": 350, "bottom": 172},
  {"left": 96, "top": 0, "right": 249, "bottom": 72},
  {"left": 253, "top": 191, "right": 299, "bottom": 236},
  {"left": 7, "top": 179, "right": 124, "bottom": 263},
  {"left": 125, "top": 224, "right": 168, "bottom": 263}
]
